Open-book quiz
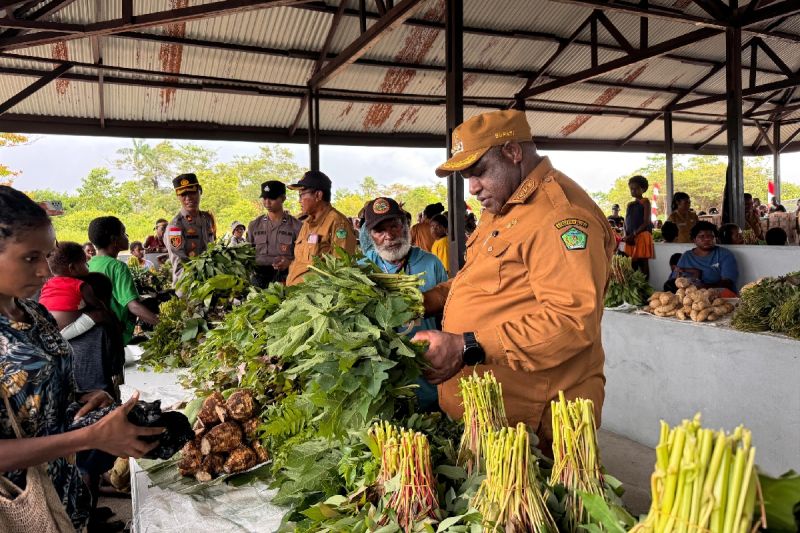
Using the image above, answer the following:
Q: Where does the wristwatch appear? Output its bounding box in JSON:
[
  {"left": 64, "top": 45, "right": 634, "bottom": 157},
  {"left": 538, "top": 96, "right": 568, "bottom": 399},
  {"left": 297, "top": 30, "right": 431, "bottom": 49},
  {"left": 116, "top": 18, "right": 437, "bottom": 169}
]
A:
[{"left": 462, "top": 332, "right": 485, "bottom": 366}]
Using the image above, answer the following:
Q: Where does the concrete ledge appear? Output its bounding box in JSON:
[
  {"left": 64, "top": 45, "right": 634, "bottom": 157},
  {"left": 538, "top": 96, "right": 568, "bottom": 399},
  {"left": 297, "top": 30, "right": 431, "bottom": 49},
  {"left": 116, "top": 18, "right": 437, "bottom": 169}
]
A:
[{"left": 601, "top": 310, "right": 800, "bottom": 476}]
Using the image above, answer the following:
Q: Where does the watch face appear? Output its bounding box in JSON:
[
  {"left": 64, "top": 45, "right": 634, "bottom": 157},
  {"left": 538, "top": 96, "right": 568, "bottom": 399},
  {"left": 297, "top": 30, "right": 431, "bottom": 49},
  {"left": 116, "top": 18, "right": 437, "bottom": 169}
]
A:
[{"left": 463, "top": 345, "right": 484, "bottom": 366}]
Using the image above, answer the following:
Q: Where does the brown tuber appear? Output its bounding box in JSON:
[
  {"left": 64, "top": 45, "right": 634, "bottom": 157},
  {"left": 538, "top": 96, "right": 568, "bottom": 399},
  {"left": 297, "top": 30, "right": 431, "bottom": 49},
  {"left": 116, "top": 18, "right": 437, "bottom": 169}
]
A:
[
  {"left": 200, "top": 421, "right": 243, "bottom": 455},
  {"left": 223, "top": 446, "right": 258, "bottom": 474},
  {"left": 226, "top": 389, "right": 256, "bottom": 421}
]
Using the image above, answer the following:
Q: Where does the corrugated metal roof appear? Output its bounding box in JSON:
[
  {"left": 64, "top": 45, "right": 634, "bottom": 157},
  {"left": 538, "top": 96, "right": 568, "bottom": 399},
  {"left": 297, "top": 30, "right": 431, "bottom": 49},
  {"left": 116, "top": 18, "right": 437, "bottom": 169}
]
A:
[{"left": 0, "top": 0, "right": 796, "bottom": 154}]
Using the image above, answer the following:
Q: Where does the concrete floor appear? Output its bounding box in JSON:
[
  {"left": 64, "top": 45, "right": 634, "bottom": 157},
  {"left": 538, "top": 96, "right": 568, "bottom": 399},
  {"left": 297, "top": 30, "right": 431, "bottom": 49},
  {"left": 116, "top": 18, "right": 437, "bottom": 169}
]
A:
[
  {"left": 598, "top": 429, "right": 655, "bottom": 518},
  {"left": 99, "top": 429, "right": 654, "bottom": 530}
]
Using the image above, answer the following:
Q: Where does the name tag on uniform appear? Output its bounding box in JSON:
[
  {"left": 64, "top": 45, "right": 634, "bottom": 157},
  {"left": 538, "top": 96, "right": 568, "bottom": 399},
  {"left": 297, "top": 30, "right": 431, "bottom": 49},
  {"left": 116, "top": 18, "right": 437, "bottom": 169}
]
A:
[{"left": 307, "top": 234, "right": 319, "bottom": 244}]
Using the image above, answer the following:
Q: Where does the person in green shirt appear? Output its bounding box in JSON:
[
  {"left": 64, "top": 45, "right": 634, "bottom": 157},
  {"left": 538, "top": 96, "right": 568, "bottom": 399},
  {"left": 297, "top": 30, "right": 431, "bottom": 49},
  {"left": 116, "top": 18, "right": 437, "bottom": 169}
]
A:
[{"left": 87, "top": 216, "right": 159, "bottom": 344}]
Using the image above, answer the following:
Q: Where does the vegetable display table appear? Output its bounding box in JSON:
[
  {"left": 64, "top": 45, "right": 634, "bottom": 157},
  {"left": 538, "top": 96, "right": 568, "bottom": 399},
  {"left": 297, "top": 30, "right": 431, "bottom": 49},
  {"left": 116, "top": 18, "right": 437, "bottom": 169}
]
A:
[{"left": 601, "top": 310, "right": 799, "bottom": 476}]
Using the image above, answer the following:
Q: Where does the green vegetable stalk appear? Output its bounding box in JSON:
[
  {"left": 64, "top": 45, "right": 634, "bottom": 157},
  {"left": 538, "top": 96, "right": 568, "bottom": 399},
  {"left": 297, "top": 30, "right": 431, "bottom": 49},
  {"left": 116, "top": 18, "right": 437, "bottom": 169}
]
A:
[
  {"left": 630, "top": 415, "right": 762, "bottom": 533},
  {"left": 550, "top": 391, "right": 607, "bottom": 532},
  {"left": 472, "top": 423, "right": 557, "bottom": 532},
  {"left": 457, "top": 371, "right": 508, "bottom": 476},
  {"left": 371, "top": 423, "right": 439, "bottom": 532}
]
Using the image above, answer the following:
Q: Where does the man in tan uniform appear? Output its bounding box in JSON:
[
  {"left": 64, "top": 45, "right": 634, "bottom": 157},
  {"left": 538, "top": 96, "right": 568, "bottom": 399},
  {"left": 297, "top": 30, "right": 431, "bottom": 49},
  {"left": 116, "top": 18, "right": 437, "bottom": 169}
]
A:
[
  {"left": 413, "top": 110, "right": 616, "bottom": 452},
  {"left": 165, "top": 173, "right": 216, "bottom": 286},
  {"left": 285, "top": 170, "right": 357, "bottom": 286}
]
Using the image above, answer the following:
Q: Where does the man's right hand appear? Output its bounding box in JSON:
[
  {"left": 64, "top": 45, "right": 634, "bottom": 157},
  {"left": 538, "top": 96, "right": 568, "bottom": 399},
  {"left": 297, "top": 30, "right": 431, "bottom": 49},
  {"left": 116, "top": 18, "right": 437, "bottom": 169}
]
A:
[{"left": 88, "top": 392, "right": 164, "bottom": 459}]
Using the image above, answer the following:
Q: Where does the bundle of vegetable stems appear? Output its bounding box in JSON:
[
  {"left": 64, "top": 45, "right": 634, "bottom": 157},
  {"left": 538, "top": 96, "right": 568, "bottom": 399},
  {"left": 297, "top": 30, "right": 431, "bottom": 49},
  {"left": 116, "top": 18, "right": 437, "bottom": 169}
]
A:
[
  {"left": 457, "top": 371, "right": 508, "bottom": 475},
  {"left": 370, "top": 422, "right": 439, "bottom": 531},
  {"left": 550, "top": 391, "right": 606, "bottom": 531},
  {"left": 472, "top": 423, "right": 557, "bottom": 532},
  {"left": 630, "top": 414, "right": 763, "bottom": 533}
]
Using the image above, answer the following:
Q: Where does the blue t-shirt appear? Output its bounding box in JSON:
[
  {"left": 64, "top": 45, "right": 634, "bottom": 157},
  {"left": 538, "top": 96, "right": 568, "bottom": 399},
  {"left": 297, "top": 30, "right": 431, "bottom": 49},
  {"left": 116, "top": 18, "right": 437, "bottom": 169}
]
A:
[
  {"left": 677, "top": 246, "right": 738, "bottom": 288},
  {"left": 361, "top": 246, "right": 448, "bottom": 410}
]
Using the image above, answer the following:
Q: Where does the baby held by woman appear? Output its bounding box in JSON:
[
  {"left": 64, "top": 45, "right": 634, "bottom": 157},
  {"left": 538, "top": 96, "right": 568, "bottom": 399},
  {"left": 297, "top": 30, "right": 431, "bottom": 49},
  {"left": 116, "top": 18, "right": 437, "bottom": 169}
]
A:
[{"left": 39, "top": 241, "right": 115, "bottom": 339}]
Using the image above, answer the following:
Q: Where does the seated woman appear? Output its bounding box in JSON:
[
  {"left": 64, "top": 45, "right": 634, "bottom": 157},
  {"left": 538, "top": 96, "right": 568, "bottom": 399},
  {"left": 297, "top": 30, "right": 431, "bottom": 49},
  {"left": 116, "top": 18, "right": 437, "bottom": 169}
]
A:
[
  {"left": 127, "top": 240, "right": 155, "bottom": 271},
  {"left": 676, "top": 221, "right": 739, "bottom": 297},
  {"left": 667, "top": 192, "right": 699, "bottom": 243},
  {"left": 0, "top": 186, "right": 165, "bottom": 532}
]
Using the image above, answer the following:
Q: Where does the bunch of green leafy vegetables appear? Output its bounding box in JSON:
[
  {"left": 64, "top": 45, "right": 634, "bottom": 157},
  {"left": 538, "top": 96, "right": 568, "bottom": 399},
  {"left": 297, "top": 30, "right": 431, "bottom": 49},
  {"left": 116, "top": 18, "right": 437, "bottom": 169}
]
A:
[
  {"left": 140, "top": 241, "right": 255, "bottom": 370},
  {"left": 175, "top": 240, "right": 255, "bottom": 297},
  {"left": 130, "top": 262, "right": 172, "bottom": 296},
  {"left": 183, "top": 283, "right": 291, "bottom": 403}
]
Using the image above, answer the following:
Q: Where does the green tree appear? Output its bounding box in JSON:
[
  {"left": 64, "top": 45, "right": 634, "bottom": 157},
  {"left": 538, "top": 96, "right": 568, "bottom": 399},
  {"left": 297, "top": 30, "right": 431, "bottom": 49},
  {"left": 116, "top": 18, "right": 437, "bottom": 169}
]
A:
[
  {"left": 0, "top": 132, "right": 29, "bottom": 185},
  {"left": 594, "top": 155, "right": 798, "bottom": 218}
]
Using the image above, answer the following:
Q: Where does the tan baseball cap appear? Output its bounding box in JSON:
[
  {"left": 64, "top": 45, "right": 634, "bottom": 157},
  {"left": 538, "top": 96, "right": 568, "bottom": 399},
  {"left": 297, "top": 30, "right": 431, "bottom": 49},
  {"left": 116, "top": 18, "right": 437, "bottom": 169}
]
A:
[{"left": 435, "top": 110, "right": 532, "bottom": 177}]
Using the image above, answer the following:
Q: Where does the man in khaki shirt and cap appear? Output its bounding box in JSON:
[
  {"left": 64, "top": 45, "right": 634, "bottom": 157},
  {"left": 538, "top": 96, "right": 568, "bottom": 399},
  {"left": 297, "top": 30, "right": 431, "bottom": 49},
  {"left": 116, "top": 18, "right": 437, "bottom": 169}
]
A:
[
  {"left": 412, "top": 110, "right": 616, "bottom": 453},
  {"left": 285, "top": 170, "right": 357, "bottom": 286}
]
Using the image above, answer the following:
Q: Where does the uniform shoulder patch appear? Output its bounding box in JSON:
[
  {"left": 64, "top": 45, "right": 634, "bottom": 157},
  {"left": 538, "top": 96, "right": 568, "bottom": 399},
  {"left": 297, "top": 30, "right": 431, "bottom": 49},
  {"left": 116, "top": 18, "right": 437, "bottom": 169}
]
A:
[
  {"left": 335, "top": 227, "right": 348, "bottom": 240},
  {"left": 560, "top": 227, "right": 587, "bottom": 250},
  {"left": 167, "top": 226, "right": 182, "bottom": 249},
  {"left": 554, "top": 218, "right": 589, "bottom": 230}
]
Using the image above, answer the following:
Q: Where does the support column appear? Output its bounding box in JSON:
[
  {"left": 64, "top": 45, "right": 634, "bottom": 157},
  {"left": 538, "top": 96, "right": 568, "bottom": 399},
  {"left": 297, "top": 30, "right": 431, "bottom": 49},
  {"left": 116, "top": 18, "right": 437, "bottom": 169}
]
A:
[
  {"left": 773, "top": 121, "right": 781, "bottom": 205},
  {"left": 725, "top": 26, "right": 745, "bottom": 228},
  {"left": 445, "top": 0, "right": 465, "bottom": 274},
  {"left": 664, "top": 111, "right": 674, "bottom": 215},
  {"left": 307, "top": 87, "right": 320, "bottom": 171}
]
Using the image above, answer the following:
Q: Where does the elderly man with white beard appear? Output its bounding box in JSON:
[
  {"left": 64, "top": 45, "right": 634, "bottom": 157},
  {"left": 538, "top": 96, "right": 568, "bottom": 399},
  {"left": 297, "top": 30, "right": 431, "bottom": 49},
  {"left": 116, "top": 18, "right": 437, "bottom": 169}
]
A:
[{"left": 361, "top": 197, "right": 449, "bottom": 411}]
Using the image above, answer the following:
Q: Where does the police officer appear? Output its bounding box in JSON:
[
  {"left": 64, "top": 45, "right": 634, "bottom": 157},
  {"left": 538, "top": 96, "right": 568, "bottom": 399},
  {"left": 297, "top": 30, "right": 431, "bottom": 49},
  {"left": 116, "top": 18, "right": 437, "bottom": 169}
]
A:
[
  {"left": 412, "top": 110, "right": 616, "bottom": 453},
  {"left": 285, "top": 170, "right": 357, "bottom": 286},
  {"left": 246, "top": 180, "right": 302, "bottom": 287},
  {"left": 165, "top": 173, "right": 216, "bottom": 286}
]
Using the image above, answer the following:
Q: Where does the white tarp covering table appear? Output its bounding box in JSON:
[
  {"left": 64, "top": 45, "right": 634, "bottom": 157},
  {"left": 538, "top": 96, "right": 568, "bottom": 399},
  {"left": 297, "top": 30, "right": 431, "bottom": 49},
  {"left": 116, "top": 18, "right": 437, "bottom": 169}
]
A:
[{"left": 122, "top": 361, "right": 287, "bottom": 533}]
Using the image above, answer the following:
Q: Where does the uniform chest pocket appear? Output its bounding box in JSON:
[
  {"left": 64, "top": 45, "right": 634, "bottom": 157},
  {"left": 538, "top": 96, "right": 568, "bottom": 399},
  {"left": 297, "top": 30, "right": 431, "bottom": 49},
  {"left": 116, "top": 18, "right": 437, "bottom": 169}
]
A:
[
  {"left": 278, "top": 232, "right": 294, "bottom": 245},
  {"left": 463, "top": 236, "right": 511, "bottom": 294},
  {"left": 254, "top": 232, "right": 268, "bottom": 245}
]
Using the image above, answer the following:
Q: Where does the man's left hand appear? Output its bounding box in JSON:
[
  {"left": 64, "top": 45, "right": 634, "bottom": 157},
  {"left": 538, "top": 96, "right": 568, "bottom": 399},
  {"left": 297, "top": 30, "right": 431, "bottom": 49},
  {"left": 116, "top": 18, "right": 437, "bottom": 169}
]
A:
[
  {"left": 411, "top": 330, "right": 464, "bottom": 385},
  {"left": 75, "top": 390, "right": 114, "bottom": 419}
]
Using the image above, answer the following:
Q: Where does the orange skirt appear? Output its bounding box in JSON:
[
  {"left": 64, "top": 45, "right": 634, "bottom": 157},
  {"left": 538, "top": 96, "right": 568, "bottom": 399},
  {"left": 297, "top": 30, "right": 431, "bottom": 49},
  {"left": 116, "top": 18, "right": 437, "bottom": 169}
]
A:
[{"left": 625, "top": 231, "right": 655, "bottom": 260}]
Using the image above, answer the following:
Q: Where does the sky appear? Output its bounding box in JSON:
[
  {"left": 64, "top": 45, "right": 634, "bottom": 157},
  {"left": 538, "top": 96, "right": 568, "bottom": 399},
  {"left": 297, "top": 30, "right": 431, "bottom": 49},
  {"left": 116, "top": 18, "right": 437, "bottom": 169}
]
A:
[{"left": 3, "top": 133, "right": 798, "bottom": 196}]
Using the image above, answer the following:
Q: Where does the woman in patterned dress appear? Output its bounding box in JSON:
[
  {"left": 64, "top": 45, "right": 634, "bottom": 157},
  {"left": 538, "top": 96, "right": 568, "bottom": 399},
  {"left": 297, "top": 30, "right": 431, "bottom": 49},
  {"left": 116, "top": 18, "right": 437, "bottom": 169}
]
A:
[{"left": 0, "top": 186, "right": 165, "bottom": 531}]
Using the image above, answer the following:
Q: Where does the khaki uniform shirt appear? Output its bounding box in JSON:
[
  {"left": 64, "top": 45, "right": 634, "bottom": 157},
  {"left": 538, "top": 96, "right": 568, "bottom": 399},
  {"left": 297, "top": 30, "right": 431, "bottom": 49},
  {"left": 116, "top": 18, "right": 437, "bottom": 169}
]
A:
[
  {"left": 667, "top": 210, "right": 699, "bottom": 243},
  {"left": 246, "top": 212, "right": 302, "bottom": 266},
  {"left": 426, "top": 157, "right": 616, "bottom": 446},
  {"left": 165, "top": 209, "right": 216, "bottom": 285},
  {"left": 411, "top": 221, "right": 435, "bottom": 252},
  {"left": 745, "top": 211, "right": 764, "bottom": 240},
  {"left": 286, "top": 204, "right": 357, "bottom": 286}
]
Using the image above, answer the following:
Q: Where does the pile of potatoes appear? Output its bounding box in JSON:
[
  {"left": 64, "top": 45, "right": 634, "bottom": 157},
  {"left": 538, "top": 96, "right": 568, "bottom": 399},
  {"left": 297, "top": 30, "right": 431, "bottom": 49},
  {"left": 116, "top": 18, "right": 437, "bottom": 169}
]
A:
[{"left": 647, "top": 278, "right": 735, "bottom": 322}]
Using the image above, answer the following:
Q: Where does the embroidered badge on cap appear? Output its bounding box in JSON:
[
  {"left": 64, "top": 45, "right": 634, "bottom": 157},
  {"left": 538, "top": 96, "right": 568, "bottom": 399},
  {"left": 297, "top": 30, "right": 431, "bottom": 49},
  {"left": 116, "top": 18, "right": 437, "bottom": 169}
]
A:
[
  {"left": 452, "top": 133, "right": 464, "bottom": 154},
  {"left": 263, "top": 185, "right": 270, "bottom": 193},
  {"left": 335, "top": 227, "right": 348, "bottom": 240},
  {"left": 561, "top": 227, "right": 587, "bottom": 250},
  {"left": 554, "top": 218, "right": 589, "bottom": 230},
  {"left": 167, "top": 226, "right": 182, "bottom": 249},
  {"left": 373, "top": 198, "right": 390, "bottom": 214},
  {"left": 180, "top": 179, "right": 189, "bottom": 186}
]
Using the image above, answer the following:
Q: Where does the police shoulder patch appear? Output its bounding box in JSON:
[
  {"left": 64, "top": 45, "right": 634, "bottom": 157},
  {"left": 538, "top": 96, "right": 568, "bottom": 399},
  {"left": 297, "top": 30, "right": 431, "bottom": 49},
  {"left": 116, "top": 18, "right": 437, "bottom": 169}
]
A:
[
  {"left": 560, "top": 227, "right": 587, "bottom": 251},
  {"left": 335, "top": 227, "right": 348, "bottom": 240}
]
